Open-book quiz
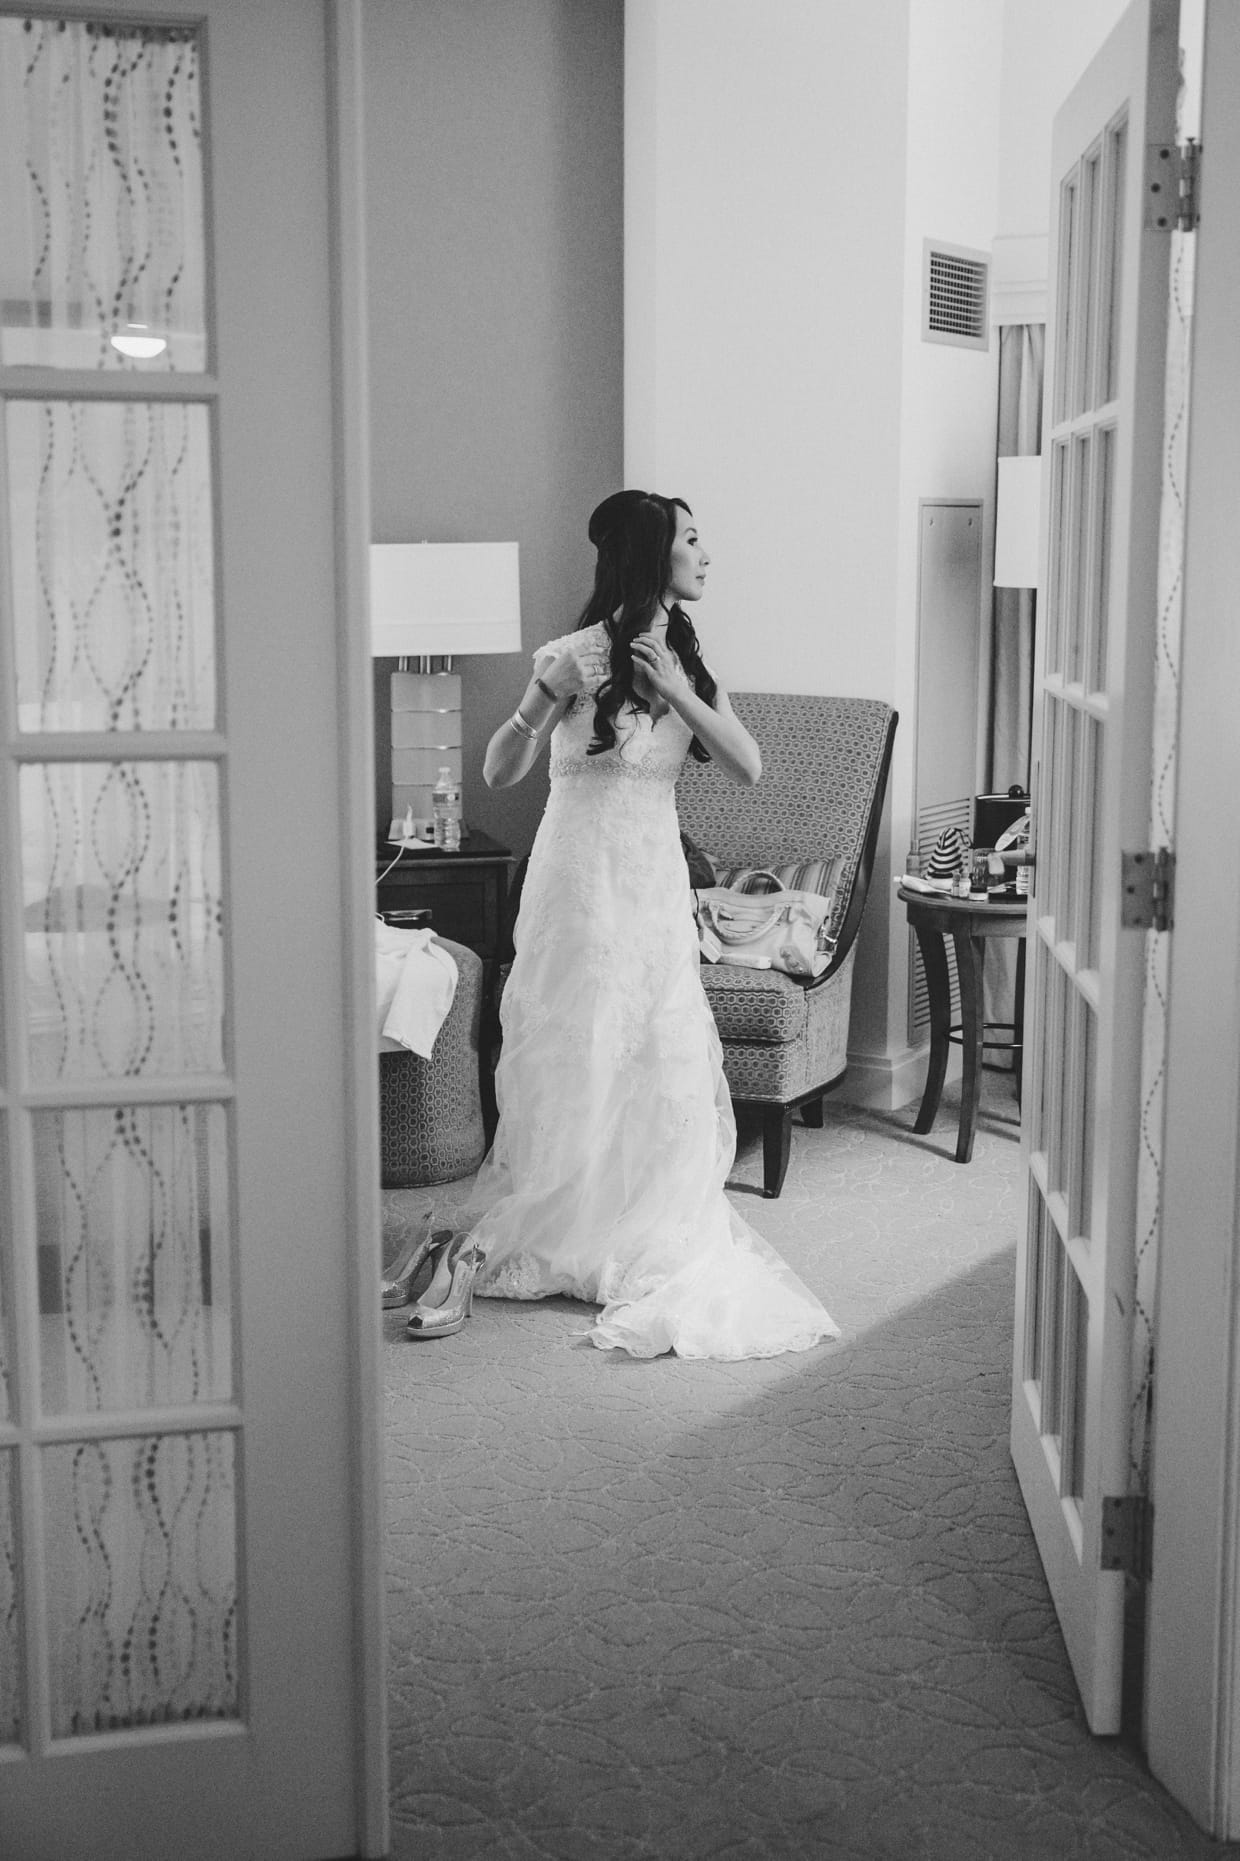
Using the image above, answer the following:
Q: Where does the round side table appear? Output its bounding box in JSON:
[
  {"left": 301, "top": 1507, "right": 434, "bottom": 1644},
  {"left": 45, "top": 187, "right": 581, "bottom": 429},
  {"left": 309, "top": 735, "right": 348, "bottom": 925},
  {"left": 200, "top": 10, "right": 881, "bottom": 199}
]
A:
[{"left": 898, "top": 884, "right": 1028, "bottom": 1163}]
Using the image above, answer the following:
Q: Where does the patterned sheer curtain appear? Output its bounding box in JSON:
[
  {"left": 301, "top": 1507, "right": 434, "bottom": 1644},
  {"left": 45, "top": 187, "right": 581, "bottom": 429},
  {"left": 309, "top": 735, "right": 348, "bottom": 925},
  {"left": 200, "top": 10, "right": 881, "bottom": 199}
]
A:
[
  {"left": 0, "top": 16, "right": 206, "bottom": 371},
  {"left": 1, "top": 16, "right": 236, "bottom": 1740}
]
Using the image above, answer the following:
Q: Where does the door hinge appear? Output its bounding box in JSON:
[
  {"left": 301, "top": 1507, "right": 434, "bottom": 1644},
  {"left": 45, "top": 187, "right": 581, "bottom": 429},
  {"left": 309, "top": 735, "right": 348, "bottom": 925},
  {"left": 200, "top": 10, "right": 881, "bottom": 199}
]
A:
[
  {"left": 1101, "top": 1493, "right": 1153, "bottom": 1580},
  {"left": 1146, "top": 138, "right": 1201, "bottom": 231},
  {"left": 1178, "top": 137, "right": 1201, "bottom": 230},
  {"left": 1121, "top": 848, "right": 1175, "bottom": 932}
]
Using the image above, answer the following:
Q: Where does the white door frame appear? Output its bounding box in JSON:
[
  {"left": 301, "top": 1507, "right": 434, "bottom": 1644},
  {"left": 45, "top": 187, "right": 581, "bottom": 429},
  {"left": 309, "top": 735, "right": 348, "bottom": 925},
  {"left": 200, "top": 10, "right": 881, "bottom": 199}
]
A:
[
  {"left": 328, "top": 2, "right": 387, "bottom": 1852},
  {"left": 1146, "top": 0, "right": 1240, "bottom": 1836}
]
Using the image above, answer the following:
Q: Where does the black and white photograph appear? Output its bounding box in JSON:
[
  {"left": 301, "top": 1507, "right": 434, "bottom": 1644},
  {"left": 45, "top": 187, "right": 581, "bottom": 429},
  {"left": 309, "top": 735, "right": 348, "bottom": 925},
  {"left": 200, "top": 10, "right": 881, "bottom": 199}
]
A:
[{"left": 0, "top": 2, "right": 1237, "bottom": 1857}]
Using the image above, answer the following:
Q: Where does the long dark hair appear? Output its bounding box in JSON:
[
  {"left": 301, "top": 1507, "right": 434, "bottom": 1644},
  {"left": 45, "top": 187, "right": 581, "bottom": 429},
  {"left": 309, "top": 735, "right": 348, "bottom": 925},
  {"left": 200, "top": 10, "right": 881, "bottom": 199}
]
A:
[{"left": 575, "top": 489, "right": 717, "bottom": 762}]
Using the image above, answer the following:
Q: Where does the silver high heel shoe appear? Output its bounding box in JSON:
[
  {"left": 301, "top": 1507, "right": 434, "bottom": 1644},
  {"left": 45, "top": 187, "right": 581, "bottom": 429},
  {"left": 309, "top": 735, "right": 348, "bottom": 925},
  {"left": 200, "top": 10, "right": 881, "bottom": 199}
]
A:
[
  {"left": 382, "top": 1213, "right": 453, "bottom": 1309},
  {"left": 405, "top": 1235, "right": 487, "bottom": 1339}
]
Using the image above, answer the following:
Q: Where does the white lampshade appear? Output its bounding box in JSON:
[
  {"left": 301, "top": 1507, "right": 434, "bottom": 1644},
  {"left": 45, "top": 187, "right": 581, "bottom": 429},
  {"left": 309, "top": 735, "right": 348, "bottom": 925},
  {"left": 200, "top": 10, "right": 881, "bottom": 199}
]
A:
[
  {"left": 370, "top": 541, "right": 521, "bottom": 657},
  {"left": 994, "top": 455, "right": 1042, "bottom": 590}
]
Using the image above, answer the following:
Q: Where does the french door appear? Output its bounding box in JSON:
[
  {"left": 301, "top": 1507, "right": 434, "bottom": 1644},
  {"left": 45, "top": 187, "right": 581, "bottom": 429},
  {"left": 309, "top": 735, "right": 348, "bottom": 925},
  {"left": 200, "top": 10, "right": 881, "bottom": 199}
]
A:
[
  {"left": 1011, "top": 0, "right": 1178, "bottom": 1733},
  {"left": 0, "top": 5, "right": 385, "bottom": 1856}
]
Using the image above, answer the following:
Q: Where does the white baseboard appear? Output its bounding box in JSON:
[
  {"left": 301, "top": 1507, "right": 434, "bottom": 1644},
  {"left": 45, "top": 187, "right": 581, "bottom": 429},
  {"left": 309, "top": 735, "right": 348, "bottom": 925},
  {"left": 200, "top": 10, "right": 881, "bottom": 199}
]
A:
[{"left": 836, "top": 1041, "right": 961, "bottom": 1112}]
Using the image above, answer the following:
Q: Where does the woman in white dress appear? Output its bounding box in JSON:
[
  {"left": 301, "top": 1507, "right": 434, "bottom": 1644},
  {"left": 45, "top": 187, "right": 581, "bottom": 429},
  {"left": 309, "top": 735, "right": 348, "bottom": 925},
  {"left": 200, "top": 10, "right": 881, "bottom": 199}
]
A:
[{"left": 434, "top": 490, "right": 838, "bottom": 1359}]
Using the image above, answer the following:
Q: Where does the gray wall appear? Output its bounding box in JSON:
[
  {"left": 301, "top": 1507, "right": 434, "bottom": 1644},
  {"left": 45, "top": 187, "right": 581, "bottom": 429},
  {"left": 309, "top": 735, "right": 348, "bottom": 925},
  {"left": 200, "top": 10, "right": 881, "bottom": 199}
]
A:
[{"left": 364, "top": 0, "right": 625, "bottom": 860}]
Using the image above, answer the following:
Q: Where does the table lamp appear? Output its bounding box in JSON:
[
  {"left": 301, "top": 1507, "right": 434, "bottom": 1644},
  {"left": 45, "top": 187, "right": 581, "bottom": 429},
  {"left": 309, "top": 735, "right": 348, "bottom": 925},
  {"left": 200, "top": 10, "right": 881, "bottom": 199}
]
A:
[
  {"left": 371, "top": 541, "right": 521, "bottom": 840},
  {"left": 993, "top": 455, "right": 1042, "bottom": 590}
]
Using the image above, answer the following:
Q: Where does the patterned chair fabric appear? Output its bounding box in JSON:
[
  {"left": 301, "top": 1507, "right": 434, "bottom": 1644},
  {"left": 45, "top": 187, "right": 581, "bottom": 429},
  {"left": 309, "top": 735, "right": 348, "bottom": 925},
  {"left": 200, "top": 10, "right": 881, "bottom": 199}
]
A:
[
  {"left": 705, "top": 950, "right": 856, "bottom": 1095},
  {"left": 677, "top": 695, "right": 897, "bottom": 1197},
  {"left": 379, "top": 937, "right": 487, "bottom": 1188}
]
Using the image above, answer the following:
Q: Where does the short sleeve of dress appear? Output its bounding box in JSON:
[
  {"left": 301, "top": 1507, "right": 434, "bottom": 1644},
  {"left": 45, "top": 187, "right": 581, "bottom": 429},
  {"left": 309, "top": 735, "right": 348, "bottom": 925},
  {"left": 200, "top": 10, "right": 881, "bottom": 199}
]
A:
[
  {"left": 532, "top": 631, "right": 574, "bottom": 678},
  {"left": 533, "top": 623, "right": 610, "bottom": 700}
]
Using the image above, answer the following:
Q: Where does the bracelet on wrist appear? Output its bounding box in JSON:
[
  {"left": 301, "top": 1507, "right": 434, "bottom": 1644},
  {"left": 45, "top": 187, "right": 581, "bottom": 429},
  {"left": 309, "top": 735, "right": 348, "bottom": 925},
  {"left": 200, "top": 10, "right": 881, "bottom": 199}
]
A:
[
  {"left": 508, "top": 710, "right": 539, "bottom": 742},
  {"left": 534, "top": 675, "right": 560, "bottom": 705}
]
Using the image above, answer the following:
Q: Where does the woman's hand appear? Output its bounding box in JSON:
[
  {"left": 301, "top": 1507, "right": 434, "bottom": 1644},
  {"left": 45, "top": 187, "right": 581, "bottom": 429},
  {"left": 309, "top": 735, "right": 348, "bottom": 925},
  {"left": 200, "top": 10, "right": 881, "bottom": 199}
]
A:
[
  {"left": 642, "top": 658, "right": 762, "bottom": 786},
  {"left": 538, "top": 633, "right": 610, "bottom": 699},
  {"left": 630, "top": 632, "right": 690, "bottom": 707}
]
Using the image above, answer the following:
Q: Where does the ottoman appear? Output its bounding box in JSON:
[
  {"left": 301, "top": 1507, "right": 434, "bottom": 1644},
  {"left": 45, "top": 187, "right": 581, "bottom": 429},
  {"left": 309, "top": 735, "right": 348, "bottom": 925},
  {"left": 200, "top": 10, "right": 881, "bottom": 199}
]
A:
[{"left": 379, "top": 937, "right": 487, "bottom": 1188}]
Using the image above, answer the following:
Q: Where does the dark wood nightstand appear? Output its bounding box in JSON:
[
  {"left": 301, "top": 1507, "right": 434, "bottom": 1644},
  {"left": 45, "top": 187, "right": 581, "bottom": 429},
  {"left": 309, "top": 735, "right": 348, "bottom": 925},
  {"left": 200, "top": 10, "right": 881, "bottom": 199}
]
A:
[
  {"left": 376, "top": 828, "right": 513, "bottom": 1135},
  {"left": 376, "top": 828, "right": 512, "bottom": 961}
]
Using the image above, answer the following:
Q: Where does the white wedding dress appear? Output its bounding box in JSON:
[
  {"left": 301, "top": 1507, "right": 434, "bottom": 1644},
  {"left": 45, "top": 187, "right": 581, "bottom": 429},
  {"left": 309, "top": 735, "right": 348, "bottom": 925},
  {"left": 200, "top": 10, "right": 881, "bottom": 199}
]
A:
[{"left": 466, "top": 624, "right": 839, "bottom": 1359}]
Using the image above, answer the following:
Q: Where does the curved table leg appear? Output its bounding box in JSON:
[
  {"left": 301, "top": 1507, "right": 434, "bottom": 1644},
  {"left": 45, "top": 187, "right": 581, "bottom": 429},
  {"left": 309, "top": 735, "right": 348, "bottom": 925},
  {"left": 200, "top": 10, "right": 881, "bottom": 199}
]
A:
[
  {"left": 953, "top": 928, "right": 987, "bottom": 1163},
  {"left": 913, "top": 924, "right": 951, "bottom": 1134}
]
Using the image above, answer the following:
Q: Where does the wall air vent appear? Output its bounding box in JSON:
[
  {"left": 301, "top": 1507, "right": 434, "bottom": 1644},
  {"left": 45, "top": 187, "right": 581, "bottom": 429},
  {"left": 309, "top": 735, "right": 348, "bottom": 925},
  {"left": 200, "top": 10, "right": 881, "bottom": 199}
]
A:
[{"left": 923, "top": 240, "right": 990, "bottom": 350}]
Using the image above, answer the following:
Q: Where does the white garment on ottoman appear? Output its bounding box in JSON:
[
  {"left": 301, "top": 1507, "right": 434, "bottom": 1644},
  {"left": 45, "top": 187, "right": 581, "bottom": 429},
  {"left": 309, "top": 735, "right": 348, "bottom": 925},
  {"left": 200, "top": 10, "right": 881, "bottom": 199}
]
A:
[{"left": 375, "top": 922, "right": 458, "bottom": 1058}]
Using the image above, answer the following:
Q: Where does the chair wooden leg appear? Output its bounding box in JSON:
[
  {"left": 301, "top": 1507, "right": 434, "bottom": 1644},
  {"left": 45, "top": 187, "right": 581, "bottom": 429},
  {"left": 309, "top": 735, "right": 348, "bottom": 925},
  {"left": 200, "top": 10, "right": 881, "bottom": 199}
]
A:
[
  {"left": 762, "top": 1105, "right": 792, "bottom": 1198},
  {"left": 801, "top": 1095, "right": 825, "bottom": 1128}
]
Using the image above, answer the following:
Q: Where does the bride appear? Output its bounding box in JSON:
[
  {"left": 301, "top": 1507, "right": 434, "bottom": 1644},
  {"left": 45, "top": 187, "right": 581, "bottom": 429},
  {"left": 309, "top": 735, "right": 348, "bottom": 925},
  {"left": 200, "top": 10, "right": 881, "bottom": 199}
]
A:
[{"left": 453, "top": 489, "right": 838, "bottom": 1359}]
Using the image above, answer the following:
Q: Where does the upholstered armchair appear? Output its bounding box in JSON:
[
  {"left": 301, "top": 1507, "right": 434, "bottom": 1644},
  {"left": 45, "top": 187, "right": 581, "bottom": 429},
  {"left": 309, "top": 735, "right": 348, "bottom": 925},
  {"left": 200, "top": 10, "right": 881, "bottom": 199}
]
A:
[{"left": 676, "top": 694, "right": 897, "bottom": 1198}]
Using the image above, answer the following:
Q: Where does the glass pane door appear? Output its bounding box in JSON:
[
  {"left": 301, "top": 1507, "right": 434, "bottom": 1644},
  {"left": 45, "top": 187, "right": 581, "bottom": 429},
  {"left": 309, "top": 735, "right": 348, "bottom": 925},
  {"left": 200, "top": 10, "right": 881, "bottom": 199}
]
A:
[
  {"left": 0, "top": 7, "right": 243, "bottom": 1751},
  {"left": 1011, "top": 0, "right": 1178, "bottom": 1735},
  {"left": 0, "top": 5, "right": 381, "bottom": 1854}
]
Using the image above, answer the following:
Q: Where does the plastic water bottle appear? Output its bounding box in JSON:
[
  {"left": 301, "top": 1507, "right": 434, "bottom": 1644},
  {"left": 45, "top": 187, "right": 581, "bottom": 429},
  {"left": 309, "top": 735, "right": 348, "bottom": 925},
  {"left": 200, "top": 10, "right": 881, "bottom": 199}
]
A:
[{"left": 432, "top": 766, "right": 462, "bottom": 852}]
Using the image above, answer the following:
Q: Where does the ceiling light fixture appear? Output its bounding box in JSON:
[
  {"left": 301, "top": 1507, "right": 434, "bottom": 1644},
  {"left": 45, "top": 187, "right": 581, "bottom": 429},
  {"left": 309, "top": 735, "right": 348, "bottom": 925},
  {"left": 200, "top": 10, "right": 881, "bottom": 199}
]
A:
[{"left": 109, "top": 321, "right": 167, "bottom": 360}]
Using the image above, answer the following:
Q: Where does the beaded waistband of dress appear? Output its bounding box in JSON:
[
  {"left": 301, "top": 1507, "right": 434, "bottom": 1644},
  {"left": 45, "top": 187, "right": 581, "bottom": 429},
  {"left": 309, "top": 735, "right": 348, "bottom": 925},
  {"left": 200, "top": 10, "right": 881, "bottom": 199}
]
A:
[{"left": 549, "top": 755, "right": 679, "bottom": 786}]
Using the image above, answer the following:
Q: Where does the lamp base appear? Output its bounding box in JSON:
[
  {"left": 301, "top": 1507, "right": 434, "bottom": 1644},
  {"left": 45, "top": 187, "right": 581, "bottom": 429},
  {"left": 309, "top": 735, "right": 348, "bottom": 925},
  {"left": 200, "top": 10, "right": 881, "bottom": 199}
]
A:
[{"left": 389, "top": 669, "right": 462, "bottom": 839}]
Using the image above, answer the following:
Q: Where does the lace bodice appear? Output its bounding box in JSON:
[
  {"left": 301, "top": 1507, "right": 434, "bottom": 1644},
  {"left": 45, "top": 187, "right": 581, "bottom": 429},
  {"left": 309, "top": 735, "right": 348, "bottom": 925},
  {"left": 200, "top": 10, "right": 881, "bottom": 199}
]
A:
[{"left": 536, "top": 623, "right": 694, "bottom": 789}]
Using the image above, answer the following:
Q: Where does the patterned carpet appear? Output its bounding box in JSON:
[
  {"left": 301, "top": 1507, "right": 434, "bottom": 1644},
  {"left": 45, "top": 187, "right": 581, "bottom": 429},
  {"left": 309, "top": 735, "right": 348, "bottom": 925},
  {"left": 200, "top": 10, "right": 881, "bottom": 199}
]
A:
[{"left": 382, "top": 1076, "right": 1236, "bottom": 1861}]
